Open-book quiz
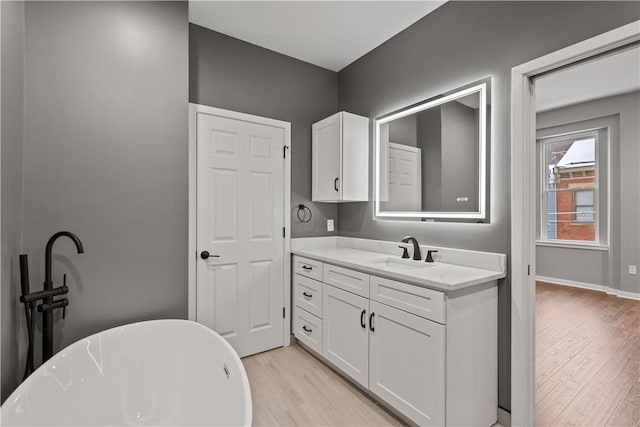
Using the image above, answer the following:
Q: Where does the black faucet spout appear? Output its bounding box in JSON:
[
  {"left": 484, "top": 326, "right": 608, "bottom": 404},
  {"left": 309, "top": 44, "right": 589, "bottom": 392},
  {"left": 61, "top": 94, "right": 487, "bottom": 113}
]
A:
[
  {"left": 401, "top": 236, "right": 422, "bottom": 261},
  {"left": 42, "top": 231, "right": 83, "bottom": 362},
  {"left": 45, "top": 231, "right": 84, "bottom": 285}
]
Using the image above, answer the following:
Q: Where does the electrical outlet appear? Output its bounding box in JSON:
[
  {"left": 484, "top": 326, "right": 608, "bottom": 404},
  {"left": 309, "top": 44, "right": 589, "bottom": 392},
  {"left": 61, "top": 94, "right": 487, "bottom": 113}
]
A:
[
  {"left": 629, "top": 265, "right": 637, "bottom": 275},
  {"left": 327, "top": 219, "right": 334, "bottom": 232}
]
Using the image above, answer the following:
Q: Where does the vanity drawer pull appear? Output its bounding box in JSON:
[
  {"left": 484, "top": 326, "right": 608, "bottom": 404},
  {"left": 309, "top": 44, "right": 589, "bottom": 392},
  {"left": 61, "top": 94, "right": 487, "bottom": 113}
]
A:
[
  {"left": 302, "top": 325, "right": 313, "bottom": 333},
  {"left": 360, "top": 309, "right": 366, "bottom": 328},
  {"left": 302, "top": 265, "right": 313, "bottom": 271},
  {"left": 302, "top": 292, "right": 312, "bottom": 298}
]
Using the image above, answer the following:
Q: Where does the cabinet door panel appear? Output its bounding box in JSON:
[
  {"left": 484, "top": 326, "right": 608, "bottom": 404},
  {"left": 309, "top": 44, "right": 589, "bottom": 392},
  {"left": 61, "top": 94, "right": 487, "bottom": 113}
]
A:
[
  {"left": 369, "top": 301, "right": 445, "bottom": 427},
  {"left": 312, "top": 113, "right": 341, "bottom": 201},
  {"left": 322, "top": 284, "right": 369, "bottom": 388}
]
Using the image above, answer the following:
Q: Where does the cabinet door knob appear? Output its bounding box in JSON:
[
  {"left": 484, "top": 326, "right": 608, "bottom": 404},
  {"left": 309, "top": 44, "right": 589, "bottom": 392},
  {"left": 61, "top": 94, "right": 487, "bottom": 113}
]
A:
[
  {"left": 334, "top": 177, "right": 339, "bottom": 192},
  {"left": 360, "top": 309, "right": 366, "bottom": 328},
  {"left": 369, "top": 312, "right": 375, "bottom": 332}
]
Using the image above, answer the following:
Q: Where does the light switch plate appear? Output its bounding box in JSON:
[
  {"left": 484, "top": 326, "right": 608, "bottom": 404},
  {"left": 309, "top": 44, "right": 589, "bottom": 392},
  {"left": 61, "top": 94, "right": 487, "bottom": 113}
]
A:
[
  {"left": 327, "top": 219, "right": 334, "bottom": 232},
  {"left": 630, "top": 265, "right": 637, "bottom": 275}
]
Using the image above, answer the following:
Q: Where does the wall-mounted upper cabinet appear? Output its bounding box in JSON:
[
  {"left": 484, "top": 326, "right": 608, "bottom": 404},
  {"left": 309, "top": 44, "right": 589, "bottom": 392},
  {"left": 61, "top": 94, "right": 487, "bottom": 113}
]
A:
[{"left": 312, "top": 112, "right": 369, "bottom": 203}]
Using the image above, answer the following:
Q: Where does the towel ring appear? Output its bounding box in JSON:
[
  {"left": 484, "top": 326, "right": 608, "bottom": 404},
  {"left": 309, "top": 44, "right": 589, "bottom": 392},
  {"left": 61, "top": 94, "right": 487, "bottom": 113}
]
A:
[{"left": 296, "top": 204, "right": 312, "bottom": 223}]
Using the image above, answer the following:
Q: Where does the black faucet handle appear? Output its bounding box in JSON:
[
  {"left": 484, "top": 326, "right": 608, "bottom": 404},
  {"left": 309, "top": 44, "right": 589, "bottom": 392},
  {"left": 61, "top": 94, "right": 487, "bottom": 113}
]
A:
[
  {"left": 398, "top": 246, "right": 410, "bottom": 259},
  {"left": 37, "top": 297, "right": 69, "bottom": 314},
  {"left": 426, "top": 250, "right": 439, "bottom": 263}
]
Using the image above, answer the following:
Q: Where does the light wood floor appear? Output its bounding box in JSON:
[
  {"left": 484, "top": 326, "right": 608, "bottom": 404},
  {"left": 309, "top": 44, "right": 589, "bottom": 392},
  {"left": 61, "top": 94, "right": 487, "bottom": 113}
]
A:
[
  {"left": 536, "top": 282, "right": 640, "bottom": 426},
  {"left": 242, "top": 344, "right": 402, "bottom": 426}
]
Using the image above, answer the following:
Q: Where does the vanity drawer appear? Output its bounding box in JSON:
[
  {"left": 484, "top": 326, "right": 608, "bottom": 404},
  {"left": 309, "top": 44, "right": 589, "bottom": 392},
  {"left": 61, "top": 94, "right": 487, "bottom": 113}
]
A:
[
  {"left": 294, "top": 307, "right": 323, "bottom": 355},
  {"left": 370, "top": 276, "right": 445, "bottom": 324},
  {"left": 294, "top": 274, "right": 323, "bottom": 318},
  {"left": 323, "top": 263, "right": 370, "bottom": 298},
  {"left": 294, "top": 256, "right": 323, "bottom": 282}
]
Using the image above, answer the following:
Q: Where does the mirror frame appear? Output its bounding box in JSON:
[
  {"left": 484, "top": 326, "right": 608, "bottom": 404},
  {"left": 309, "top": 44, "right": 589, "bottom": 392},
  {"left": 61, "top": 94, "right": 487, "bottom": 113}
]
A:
[{"left": 374, "top": 80, "right": 488, "bottom": 220}]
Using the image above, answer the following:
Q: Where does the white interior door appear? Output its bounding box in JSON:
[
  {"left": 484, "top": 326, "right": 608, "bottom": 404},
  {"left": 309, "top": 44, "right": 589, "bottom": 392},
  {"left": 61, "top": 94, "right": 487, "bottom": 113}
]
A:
[
  {"left": 386, "top": 142, "right": 422, "bottom": 211},
  {"left": 196, "top": 111, "right": 285, "bottom": 358}
]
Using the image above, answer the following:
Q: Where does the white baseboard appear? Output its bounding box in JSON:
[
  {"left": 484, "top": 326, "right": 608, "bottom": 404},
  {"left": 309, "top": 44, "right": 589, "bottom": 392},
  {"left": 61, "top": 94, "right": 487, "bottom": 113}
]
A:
[
  {"left": 536, "top": 276, "right": 640, "bottom": 300},
  {"left": 617, "top": 290, "right": 640, "bottom": 301},
  {"left": 497, "top": 407, "right": 511, "bottom": 427}
]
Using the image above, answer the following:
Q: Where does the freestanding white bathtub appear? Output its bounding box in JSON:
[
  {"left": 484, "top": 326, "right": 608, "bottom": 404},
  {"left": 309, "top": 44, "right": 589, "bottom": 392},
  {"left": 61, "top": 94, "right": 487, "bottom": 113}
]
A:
[{"left": 1, "top": 319, "right": 252, "bottom": 426}]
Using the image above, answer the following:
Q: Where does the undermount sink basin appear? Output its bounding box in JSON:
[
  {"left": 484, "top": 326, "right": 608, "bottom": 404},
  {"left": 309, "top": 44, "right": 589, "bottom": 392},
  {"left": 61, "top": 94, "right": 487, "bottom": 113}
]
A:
[{"left": 370, "top": 258, "right": 433, "bottom": 271}]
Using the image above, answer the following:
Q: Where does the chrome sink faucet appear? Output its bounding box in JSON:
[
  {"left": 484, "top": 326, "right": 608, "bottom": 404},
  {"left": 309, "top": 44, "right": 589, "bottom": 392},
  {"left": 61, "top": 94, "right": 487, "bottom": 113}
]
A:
[{"left": 401, "top": 236, "right": 421, "bottom": 261}]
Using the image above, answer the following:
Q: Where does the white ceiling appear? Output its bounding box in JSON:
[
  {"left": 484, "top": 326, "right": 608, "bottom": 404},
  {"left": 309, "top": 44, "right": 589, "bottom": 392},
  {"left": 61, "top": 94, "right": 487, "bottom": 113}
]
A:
[
  {"left": 189, "top": 1, "right": 447, "bottom": 71},
  {"left": 535, "top": 46, "right": 640, "bottom": 112}
]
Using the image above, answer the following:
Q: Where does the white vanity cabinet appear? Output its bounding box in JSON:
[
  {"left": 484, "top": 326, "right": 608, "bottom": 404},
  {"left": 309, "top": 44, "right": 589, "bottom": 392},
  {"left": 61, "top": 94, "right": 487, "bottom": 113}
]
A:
[
  {"left": 292, "top": 254, "right": 498, "bottom": 427},
  {"left": 312, "top": 111, "right": 369, "bottom": 202}
]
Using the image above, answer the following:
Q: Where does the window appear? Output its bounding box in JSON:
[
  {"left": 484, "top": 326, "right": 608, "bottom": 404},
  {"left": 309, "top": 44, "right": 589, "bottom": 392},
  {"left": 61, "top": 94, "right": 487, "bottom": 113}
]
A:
[
  {"left": 574, "top": 190, "right": 594, "bottom": 222},
  {"left": 539, "top": 129, "right": 606, "bottom": 245}
]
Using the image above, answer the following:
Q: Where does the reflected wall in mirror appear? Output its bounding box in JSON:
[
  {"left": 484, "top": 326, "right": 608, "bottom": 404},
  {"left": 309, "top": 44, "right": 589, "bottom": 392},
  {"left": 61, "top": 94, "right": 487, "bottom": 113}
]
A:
[{"left": 375, "top": 79, "right": 490, "bottom": 221}]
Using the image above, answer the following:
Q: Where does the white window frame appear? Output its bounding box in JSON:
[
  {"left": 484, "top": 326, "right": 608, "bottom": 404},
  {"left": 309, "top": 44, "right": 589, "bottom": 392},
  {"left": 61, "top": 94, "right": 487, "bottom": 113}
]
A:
[{"left": 538, "top": 129, "right": 603, "bottom": 246}]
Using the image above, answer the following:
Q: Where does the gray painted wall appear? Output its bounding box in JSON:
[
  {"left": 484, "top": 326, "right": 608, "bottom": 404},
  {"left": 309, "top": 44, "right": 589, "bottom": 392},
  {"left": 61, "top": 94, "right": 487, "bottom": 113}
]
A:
[
  {"left": 536, "top": 92, "right": 640, "bottom": 295},
  {"left": 189, "top": 24, "right": 339, "bottom": 238},
  {"left": 388, "top": 114, "right": 418, "bottom": 147},
  {"left": 17, "top": 1, "right": 188, "bottom": 380},
  {"left": 1, "top": 0, "right": 25, "bottom": 403},
  {"left": 337, "top": 1, "right": 640, "bottom": 411}
]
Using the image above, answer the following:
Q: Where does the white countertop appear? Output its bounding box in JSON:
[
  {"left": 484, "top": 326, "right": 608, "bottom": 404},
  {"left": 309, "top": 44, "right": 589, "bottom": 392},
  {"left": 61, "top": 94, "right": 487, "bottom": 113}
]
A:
[{"left": 292, "top": 246, "right": 506, "bottom": 293}]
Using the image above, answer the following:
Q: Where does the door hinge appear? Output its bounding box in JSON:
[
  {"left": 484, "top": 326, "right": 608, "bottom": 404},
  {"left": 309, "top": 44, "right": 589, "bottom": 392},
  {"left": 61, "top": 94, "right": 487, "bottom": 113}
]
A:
[
  {"left": 527, "top": 265, "right": 531, "bottom": 276},
  {"left": 283, "top": 145, "right": 289, "bottom": 158},
  {"left": 282, "top": 307, "right": 286, "bottom": 318},
  {"left": 283, "top": 227, "right": 286, "bottom": 238}
]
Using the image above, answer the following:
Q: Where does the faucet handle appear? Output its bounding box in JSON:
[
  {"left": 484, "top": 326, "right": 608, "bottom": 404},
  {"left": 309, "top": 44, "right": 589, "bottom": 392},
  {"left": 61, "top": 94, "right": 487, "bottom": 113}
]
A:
[
  {"left": 398, "top": 246, "right": 410, "bottom": 259},
  {"left": 425, "top": 250, "right": 439, "bottom": 263}
]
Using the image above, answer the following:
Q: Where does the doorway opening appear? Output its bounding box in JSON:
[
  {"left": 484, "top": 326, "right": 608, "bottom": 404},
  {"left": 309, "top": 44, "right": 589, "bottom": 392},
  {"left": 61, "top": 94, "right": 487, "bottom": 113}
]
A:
[
  {"left": 532, "top": 45, "right": 639, "bottom": 425},
  {"left": 510, "top": 20, "right": 640, "bottom": 426}
]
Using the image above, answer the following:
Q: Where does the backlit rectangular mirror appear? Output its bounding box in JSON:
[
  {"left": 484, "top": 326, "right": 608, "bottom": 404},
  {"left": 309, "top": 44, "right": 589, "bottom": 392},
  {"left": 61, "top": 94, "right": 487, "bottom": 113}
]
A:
[{"left": 374, "top": 78, "right": 490, "bottom": 221}]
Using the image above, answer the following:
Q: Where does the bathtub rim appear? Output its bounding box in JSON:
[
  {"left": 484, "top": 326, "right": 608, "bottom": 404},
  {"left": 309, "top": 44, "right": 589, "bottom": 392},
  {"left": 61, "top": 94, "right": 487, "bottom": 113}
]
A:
[{"left": 1, "top": 318, "right": 252, "bottom": 426}]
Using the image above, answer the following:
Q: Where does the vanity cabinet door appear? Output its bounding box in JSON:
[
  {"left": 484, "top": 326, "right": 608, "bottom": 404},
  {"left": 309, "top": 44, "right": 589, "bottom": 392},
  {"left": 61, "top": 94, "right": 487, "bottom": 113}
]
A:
[
  {"left": 369, "top": 301, "right": 445, "bottom": 427},
  {"left": 322, "top": 284, "right": 369, "bottom": 388}
]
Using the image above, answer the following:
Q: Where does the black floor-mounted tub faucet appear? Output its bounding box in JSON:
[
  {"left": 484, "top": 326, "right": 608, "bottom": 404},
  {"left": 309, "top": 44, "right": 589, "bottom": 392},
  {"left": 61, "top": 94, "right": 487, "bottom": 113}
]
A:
[{"left": 20, "top": 231, "right": 84, "bottom": 374}]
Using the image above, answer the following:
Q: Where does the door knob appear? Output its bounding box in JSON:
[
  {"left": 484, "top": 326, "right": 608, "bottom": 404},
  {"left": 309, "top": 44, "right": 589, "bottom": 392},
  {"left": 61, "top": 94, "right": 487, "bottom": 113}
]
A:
[{"left": 200, "top": 251, "right": 219, "bottom": 260}]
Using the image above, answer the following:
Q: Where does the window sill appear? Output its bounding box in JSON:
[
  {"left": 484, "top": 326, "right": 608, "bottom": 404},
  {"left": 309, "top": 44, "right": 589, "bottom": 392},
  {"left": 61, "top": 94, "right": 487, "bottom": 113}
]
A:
[{"left": 536, "top": 240, "right": 609, "bottom": 251}]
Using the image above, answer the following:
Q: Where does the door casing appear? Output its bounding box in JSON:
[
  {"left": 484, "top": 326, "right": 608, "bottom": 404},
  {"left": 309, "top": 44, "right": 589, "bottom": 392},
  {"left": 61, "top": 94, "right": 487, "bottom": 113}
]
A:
[{"left": 188, "top": 103, "right": 291, "bottom": 348}]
